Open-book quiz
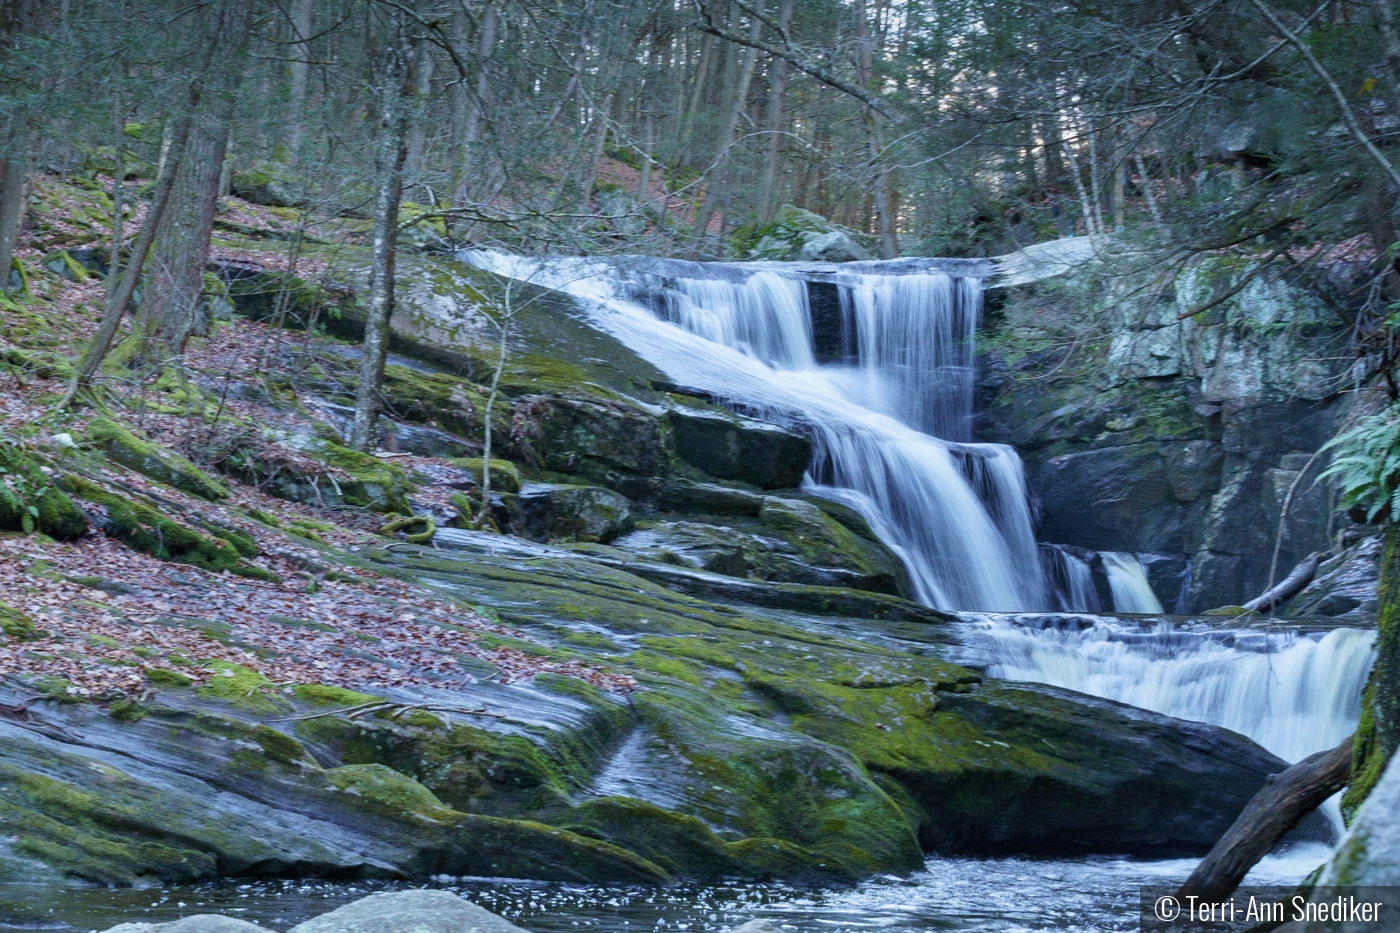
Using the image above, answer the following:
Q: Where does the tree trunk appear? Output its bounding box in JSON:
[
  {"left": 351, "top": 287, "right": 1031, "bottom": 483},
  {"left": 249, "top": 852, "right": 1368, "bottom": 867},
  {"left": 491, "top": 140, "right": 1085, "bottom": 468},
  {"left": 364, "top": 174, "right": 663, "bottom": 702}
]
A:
[
  {"left": 453, "top": 1, "right": 495, "bottom": 212},
  {"left": 757, "top": 0, "right": 794, "bottom": 222},
  {"left": 286, "top": 0, "right": 314, "bottom": 166},
  {"left": 1243, "top": 551, "right": 1323, "bottom": 613},
  {"left": 137, "top": 118, "right": 229, "bottom": 360},
  {"left": 350, "top": 19, "right": 413, "bottom": 453},
  {"left": 855, "top": 0, "right": 898, "bottom": 258},
  {"left": 690, "top": 2, "right": 763, "bottom": 255},
  {"left": 405, "top": 40, "right": 435, "bottom": 181},
  {"left": 60, "top": 116, "right": 192, "bottom": 407},
  {"left": 0, "top": 152, "right": 26, "bottom": 294},
  {"left": 1178, "top": 735, "right": 1353, "bottom": 903}
]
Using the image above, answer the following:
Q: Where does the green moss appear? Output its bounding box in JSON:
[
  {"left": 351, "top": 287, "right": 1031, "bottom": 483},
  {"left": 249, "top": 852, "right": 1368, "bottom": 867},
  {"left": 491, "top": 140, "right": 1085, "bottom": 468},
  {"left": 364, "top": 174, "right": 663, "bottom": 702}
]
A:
[
  {"left": 0, "top": 444, "right": 86, "bottom": 539},
  {"left": 86, "top": 418, "right": 229, "bottom": 501},
  {"left": 252, "top": 725, "right": 309, "bottom": 764},
  {"left": 324, "top": 763, "right": 455, "bottom": 819},
  {"left": 0, "top": 761, "right": 216, "bottom": 884},
  {"left": 144, "top": 667, "right": 193, "bottom": 688},
  {"left": 291, "top": 683, "right": 382, "bottom": 707},
  {"left": 449, "top": 458, "right": 522, "bottom": 494},
  {"left": 107, "top": 699, "right": 148, "bottom": 723},
  {"left": 195, "top": 662, "right": 287, "bottom": 714},
  {"left": 381, "top": 365, "right": 490, "bottom": 438},
  {"left": 0, "top": 601, "right": 43, "bottom": 642},
  {"left": 59, "top": 475, "right": 270, "bottom": 579}
]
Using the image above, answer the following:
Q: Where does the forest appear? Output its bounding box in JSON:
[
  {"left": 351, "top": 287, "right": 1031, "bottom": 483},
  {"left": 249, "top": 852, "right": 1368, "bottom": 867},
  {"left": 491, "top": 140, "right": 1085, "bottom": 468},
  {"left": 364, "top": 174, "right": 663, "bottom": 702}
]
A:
[{"left": 0, "top": 0, "right": 1398, "bottom": 929}]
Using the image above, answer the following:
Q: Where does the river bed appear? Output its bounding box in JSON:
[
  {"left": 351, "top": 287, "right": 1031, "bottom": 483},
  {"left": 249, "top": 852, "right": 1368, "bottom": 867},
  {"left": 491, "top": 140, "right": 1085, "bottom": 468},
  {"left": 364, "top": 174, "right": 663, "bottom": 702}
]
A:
[{"left": 0, "top": 847, "right": 1330, "bottom": 933}]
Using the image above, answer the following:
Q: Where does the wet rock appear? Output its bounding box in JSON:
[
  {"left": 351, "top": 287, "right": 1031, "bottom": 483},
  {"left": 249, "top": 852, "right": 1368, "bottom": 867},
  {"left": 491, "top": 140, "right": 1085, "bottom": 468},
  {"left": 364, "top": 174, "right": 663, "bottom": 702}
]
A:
[
  {"left": 104, "top": 918, "right": 274, "bottom": 933},
  {"left": 516, "top": 483, "right": 635, "bottom": 543},
  {"left": 1035, "top": 444, "right": 1194, "bottom": 553},
  {"left": 667, "top": 407, "right": 810, "bottom": 489},
  {"left": 654, "top": 479, "right": 766, "bottom": 516},
  {"left": 514, "top": 395, "right": 670, "bottom": 479},
  {"left": 1287, "top": 534, "right": 1381, "bottom": 618},
  {"left": 1319, "top": 752, "right": 1400, "bottom": 887},
  {"left": 288, "top": 891, "right": 528, "bottom": 933}
]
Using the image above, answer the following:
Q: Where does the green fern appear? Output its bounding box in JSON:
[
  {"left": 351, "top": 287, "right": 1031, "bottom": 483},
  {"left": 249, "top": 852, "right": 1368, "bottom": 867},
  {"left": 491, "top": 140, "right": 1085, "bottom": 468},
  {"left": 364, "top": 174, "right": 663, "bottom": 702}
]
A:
[{"left": 1319, "top": 406, "right": 1400, "bottom": 521}]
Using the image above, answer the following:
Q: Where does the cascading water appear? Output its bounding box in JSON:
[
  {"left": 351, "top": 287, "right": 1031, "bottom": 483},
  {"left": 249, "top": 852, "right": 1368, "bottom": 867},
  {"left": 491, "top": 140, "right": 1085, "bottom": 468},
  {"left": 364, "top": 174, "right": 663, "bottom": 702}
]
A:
[
  {"left": 1102, "top": 552, "right": 1166, "bottom": 613},
  {"left": 466, "top": 251, "right": 1049, "bottom": 611},
  {"left": 462, "top": 251, "right": 1377, "bottom": 831}
]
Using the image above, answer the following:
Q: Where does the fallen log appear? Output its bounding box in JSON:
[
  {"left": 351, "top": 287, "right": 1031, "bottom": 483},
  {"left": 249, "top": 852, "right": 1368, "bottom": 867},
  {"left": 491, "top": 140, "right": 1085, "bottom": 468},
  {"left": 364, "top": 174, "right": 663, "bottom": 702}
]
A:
[
  {"left": 1177, "top": 734, "right": 1353, "bottom": 903},
  {"left": 1243, "top": 551, "right": 1324, "bottom": 613}
]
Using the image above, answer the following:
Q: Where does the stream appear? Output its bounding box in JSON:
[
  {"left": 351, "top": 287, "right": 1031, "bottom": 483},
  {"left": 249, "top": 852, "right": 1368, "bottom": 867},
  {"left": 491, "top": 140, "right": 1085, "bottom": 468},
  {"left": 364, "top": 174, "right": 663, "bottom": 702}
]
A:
[{"left": 0, "top": 846, "right": 1333, "bottom": 933}]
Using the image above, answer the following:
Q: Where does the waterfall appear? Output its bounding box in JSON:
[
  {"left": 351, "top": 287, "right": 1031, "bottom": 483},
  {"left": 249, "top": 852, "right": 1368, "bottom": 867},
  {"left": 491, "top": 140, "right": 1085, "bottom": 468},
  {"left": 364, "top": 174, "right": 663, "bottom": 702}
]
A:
[
  {"left": 968, "top": 614, "right": 1376, "bottom": 829},
  {"left": 464, "top": 251, "right": 1048, "bottom": 611},
  {"left": 1103, "top": 552, "right": 1166, "bottom": 613}
]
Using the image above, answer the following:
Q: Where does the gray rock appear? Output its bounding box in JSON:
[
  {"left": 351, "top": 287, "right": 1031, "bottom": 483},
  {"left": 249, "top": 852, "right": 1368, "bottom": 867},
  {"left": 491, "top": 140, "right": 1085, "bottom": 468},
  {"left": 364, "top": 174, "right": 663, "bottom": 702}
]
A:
[
  {"left": 289, "top": 891, "right": 528, "bottom": 933},
  {"left": 1287, "top": 534, "right": 1381, "bottom": 618},
  {"left": 727, "top": 922, "right": 782, "bottom": 933},
  {"left": 667, "top": 407, "right": 811, "bottom": 489},
  {"left": 104, "top": 918, "right": 274, "bottom": 933},
  {"left": 516, "top": 483, "right": 635, "bottom": 543},
  {"left": 797, "top": 230, "right": 867, "bottom": 263},
  {"left": 1034, "top": 444, "right": 1194, "bottom": 553}
]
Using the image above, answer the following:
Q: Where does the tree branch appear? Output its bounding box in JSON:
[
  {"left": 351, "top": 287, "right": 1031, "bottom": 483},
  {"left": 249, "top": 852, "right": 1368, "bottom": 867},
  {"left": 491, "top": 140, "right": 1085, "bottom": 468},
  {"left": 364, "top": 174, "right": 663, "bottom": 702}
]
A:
[
  {"left": 688, "top": 0, "right": 898, "bottom": 121},
  {"left": 1250, "top": 0, "right": 1400, "bottom": 190}
]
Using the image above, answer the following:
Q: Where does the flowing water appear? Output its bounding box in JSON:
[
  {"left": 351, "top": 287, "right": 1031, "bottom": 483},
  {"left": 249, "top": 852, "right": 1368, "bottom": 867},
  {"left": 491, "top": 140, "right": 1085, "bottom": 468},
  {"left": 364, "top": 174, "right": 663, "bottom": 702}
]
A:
[{"left": 3, "top": 256, "right": 1371, "bottom": 930}]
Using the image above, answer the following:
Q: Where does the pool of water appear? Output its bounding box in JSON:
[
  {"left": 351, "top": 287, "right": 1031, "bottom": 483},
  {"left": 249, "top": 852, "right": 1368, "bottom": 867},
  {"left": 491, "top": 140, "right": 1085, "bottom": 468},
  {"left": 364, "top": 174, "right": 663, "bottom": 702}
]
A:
[{"left": 0, "top": 846, "right": 1330, "bottom": 933}]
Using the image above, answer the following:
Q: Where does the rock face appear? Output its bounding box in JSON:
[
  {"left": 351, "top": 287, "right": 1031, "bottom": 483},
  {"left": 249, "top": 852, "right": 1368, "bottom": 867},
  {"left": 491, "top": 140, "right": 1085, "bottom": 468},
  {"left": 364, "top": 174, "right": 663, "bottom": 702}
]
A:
[
  {"left": 978, "top": 252, "right": 1356, "bottom": 611},
  {"left": 667, "top": 407, "right": 811, "bottom": 489}
]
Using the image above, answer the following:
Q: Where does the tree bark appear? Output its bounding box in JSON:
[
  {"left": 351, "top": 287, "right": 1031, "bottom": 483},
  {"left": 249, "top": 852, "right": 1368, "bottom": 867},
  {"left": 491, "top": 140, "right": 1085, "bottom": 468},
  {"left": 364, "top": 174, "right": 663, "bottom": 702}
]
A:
[
  {"left": 350, "top": 16, "right": 414, "bottom": 453},
  {"left": 286, "top": 0, "right": 314, "bottom": 166},
  {"left": 856, "top": 0, "right": 897, "bottom": 258},
  {"left": 756, "top": 0, "right": 793, "bottom": 222},
  {"left": 453, "top": 1, "right": 495, "bottom": 211},
  {"left": 137, "top": 118, "right": 229, "bottom": 360},
  {"left": 1178, "top": 735, "right": 1353, "bottom": 903},
  {"left": 0, "top": 153, "right": 26, "bottom": 294},
  {"left": 1243, "top": 551, "right": 1323, "bottom": 613}
]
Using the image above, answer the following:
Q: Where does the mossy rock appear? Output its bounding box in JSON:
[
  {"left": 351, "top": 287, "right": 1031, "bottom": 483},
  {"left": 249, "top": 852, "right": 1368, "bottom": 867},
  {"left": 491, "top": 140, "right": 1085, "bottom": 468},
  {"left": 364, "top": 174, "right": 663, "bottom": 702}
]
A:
[
  {"left": 86, "top": 418, "right": 229, "bottom": 501},
  {"left": 229, "top": 160, "right": 304, "bottom": 208},
  {"left": 59, "top": 476, "right": 272, "bottom": 580},
  {"left": 448, "top": 457, "right": 521, "bottom": 494},
  {"left": 0, "top": 444, "right": 86, "bottom": 539},
  {"left": 667, "top": 407, "right": 811, "bottom": 489},
  {"left": 0, "top": 601, "right": 43, "bottom": 642}
]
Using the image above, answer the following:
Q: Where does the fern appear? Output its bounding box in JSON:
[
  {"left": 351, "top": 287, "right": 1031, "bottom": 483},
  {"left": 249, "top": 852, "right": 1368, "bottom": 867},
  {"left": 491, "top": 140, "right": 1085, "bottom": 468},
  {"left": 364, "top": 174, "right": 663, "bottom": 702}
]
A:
[{"left": 1319, "top": 406, "right": 1400, "bottom": 522}]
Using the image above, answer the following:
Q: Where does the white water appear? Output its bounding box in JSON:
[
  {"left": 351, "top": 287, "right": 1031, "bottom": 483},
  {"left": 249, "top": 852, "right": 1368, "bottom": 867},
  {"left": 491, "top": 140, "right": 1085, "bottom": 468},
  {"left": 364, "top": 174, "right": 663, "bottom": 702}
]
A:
[
  {"left": 465, "top": 251, "right": 1047, "bottom": 611},
  {"left": 973, "top": 615, "right": 1376, "bottom": 830},
  {"left": 1102, "top": 552, "right": 1165, "bottom": 613}
]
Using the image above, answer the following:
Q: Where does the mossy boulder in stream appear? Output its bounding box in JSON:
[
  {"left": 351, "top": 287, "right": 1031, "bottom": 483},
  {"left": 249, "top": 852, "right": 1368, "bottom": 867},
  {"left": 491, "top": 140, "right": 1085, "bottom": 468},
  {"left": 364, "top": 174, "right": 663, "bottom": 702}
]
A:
[{"left": 515, "top": 483, "right": 635, "bottom": 543}]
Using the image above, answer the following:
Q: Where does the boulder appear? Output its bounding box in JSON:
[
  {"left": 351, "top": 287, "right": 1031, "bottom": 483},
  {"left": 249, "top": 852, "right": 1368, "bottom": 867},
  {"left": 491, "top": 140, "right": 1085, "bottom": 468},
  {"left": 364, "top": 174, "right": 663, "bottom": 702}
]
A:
[
  {"left": 1287, "top": 533, "right": 1381, "bottom": 618},
  {"left": 1316, "top": 753, "right": 1400, "bottom": 892},
  {"left": 104, "top": 919, "right": 273, "bottom": 933},
  {"left": 0, "top": 443, "right": 86, "bottom": 539},
  {"left": 516, "top": 483, "right": 635, "bottom": 543},
  {"left": 288, "top": 891, "right": 528, "bottom": 933},
  {"left": 513, "top": 395, "right": 670, "bottom": 480},
  {"left": 667, "top": 407, "right": 810, "bottom": 489},
  {"left": 229, "top": 160, "right": 303, "bottom": 208},
  {"left": 797, "top": 230, "right": 867, "bottom": 263}
]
